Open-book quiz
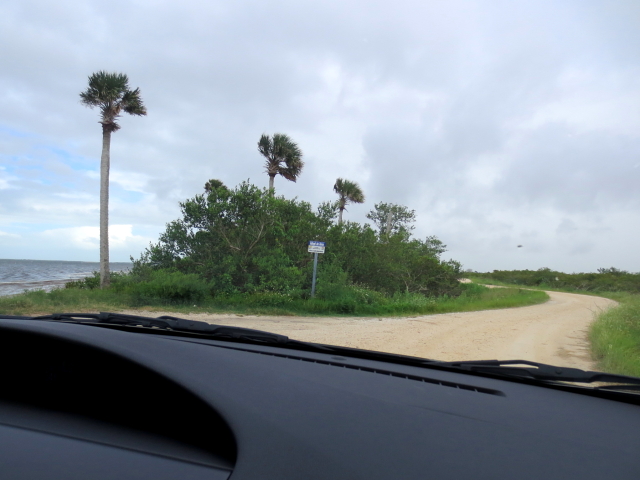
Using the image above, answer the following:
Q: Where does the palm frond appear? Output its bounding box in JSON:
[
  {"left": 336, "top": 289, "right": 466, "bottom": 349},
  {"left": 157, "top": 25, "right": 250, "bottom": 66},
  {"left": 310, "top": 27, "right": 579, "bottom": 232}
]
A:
[
  {"left": 80, "top": 71, "right": 129, "bottom": 106},
  {"left": 334, "top": 178, "right": 365, "bottom": 204},
  {"left": 80, "top": 71, "right": 146, "bottom": 131},
  {"left": 258, "top": 134, "right": 273, "bottom": 156},
  {"left": 279, "top": 163, "right": 301, "bottom": 182},
  {"left": 258, "top": 133, "right": 304, "bottom": 183},
  {"left": 121, "top": 88, "right": 147, "bottom": 116}
]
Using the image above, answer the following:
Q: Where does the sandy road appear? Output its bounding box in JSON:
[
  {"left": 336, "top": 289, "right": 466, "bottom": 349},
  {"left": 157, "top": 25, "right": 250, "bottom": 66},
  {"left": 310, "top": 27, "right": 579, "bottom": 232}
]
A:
[{"left": 125, "top": 291, "right": 616, "bottom": 370}]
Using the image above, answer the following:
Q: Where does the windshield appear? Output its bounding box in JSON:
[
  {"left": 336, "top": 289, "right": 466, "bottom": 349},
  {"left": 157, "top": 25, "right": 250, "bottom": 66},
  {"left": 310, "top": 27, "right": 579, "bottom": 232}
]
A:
[{"left": 1, "top": 1, "right": 638, "bottom": 381}]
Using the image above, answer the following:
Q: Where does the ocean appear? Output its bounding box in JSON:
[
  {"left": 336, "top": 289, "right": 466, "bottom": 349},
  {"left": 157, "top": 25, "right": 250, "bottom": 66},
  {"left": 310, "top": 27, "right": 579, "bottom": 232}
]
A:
[{"left": 0, "top": 259, "right": 132, "bottom": 297}]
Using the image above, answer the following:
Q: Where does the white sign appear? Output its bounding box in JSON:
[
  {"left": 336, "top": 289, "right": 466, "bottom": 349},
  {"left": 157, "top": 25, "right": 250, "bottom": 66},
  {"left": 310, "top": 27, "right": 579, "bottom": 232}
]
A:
[{"left": 308, "top": 241, "right": 326, "bottom": 254}]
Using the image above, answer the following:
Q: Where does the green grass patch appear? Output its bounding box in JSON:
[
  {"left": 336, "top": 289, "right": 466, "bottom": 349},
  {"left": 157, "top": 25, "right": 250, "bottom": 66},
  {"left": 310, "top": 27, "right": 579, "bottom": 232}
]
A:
[
  {"left": 0, "top": 281, "right": 548, "bottom": 317},
  {"left": 590, "top": 294, "right": 640, "bottom": 377}
]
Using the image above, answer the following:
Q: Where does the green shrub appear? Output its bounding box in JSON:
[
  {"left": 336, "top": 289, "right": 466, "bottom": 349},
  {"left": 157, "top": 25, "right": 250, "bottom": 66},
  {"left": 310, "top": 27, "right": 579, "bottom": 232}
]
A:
[
  {"left": 66, "top": 272, "right": 100, "bottom": 290},
  {"left": 330, "top": 299, "right": 357, "bottom": 314},
  {"left": 472, "top": 268, "right": 640, "bottom": 294},
  {"left": 349, "top": 284, "right": 386, "bottom": 305},
  {"left": 123, "top": 270, "right": 210, "bottom": 303},
  {"left": 247, "top": 292, "right": 294, "bottom": 307},
  {"left": 65, "top": 271, "right": 130, "bottom": 290},
  {"left": 136, "top": 181, "right": 463, "bottom": 299},
  {"left": 458, "top": 282, "right": 486, "bottom": 298}
]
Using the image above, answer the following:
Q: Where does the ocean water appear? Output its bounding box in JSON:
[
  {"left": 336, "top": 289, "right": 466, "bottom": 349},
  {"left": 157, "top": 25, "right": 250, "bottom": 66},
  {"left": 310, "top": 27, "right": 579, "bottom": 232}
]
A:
[{"left": 0, "top": 259, "right": 131, "bottom": 297}]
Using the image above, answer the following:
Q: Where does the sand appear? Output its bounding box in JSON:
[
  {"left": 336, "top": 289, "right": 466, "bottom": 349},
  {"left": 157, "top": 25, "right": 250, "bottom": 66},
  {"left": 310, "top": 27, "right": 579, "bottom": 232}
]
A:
[{"left": 120, "top": 290, "right": 616, "bottom": 369}]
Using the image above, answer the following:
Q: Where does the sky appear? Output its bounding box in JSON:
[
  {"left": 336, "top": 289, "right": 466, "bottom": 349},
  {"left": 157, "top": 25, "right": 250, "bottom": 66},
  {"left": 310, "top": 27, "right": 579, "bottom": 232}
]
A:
[{"left": 1, "top": 0, "right": 639, "bottom": 273}]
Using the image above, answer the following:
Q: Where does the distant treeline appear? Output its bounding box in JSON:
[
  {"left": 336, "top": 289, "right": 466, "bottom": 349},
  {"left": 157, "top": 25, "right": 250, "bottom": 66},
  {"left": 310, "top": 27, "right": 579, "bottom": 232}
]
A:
[{"left": 471, "top": 268, "right": 640, "bottom": 293}]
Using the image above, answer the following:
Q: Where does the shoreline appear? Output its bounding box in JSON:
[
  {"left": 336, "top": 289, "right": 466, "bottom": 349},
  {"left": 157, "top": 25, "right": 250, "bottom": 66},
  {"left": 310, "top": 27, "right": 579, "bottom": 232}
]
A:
[{"left": 0, "top": 278, "right": 74, "bottom": 297}]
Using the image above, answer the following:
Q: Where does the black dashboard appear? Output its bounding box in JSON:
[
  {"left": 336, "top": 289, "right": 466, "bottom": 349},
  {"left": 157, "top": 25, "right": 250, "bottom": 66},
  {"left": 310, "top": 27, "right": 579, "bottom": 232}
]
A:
[{"left": 1, "top": 317, "right": 639, "bottom": 479}]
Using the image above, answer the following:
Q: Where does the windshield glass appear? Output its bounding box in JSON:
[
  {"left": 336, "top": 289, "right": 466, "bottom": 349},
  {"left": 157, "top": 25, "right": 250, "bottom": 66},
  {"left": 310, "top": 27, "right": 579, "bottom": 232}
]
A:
[{"left": 1, "top": 1, "right": 638, "bottom": 380}]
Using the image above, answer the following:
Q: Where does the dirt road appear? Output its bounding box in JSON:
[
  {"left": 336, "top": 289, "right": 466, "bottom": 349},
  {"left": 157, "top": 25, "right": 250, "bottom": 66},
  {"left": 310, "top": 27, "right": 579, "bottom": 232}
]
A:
[{"left": 126, "top": 290, "right": 616, "bottom": 370}]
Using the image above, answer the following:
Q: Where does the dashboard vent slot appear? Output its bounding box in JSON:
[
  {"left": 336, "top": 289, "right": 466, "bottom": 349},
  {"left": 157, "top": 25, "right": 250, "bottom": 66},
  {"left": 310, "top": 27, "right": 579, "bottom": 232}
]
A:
[{"left": 252, "top": 350, "right": 504, "bottom": 396}]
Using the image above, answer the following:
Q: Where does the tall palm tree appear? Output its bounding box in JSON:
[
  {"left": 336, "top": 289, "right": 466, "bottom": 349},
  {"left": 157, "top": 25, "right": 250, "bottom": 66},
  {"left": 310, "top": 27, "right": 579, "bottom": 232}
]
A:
[
  {"left": 257, "top": 133, "right": 304, "bottom": 192},
  {"left": 80, "top": 71, "right": 146, "bottom": 288},
  {"left": 333, "top": 178, "right": 365, "bottom": 224}
]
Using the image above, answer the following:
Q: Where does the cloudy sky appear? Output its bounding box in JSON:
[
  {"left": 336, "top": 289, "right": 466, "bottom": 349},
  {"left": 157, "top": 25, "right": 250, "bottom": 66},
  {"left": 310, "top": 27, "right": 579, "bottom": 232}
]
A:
[{"left": 1, "top": 0, "right": 639, "bottom": 272}]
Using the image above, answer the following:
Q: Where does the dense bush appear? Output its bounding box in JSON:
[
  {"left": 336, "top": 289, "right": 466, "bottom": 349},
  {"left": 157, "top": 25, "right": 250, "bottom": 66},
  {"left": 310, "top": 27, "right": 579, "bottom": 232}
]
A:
[
  {"left": 133, "top": 181, "right": 462, "bottom": 298},
  {"left": 472, "top": 268, "right": 640, "bottom": 293},
  {"left": 120, "top": 270, "right": 210, "bottom": 303},
  {"left": 65, "top": 271, "right": 129, "bottom": 290},
  {"left": 68, "top": 270, "right": 210, "bottom": 303}
]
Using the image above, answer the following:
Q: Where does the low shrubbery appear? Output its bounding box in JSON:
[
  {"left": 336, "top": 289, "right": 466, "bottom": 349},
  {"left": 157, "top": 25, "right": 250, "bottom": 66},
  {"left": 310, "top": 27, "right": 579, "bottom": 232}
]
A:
[
  {"left": 124, "top": 270, "right": 210, "bottom": 303},
  {"left": 65, "top": 270, "right": 210, "bottom": 303},
  {"left": 135, "top": 181, "right": 463, "bottom": 299},
  {"left": 0, "top": 277, "right": 548, "bottom": 317},
  {"left": 469, "top": 267, "right": 640, "bottom": 293}
]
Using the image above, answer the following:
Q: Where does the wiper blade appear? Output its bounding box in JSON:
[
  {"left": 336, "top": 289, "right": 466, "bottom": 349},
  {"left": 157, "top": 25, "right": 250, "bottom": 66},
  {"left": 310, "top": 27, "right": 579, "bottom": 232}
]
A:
[
  {"left": 28, "top": 312, "right": 290, "bottom": 344},
  {"left": 17, "top": 314, "right": 640, "bottom": 391},
  {"left": 431, "top": 359, "right": 640, "bottom": 391}
]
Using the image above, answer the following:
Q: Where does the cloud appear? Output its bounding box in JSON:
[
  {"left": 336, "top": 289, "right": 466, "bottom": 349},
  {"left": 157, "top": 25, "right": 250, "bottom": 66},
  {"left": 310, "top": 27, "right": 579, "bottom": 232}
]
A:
[
  {"left": 110, "top": 170, "right": 150, "bottom": 193},
  {"left": 1, "top": 0, "right": 639, "bottom": 271},
  {"left": 41, "top": 225, "right": 148, "bottom": 250},
  {"left": 0, "top": 166, "right": 19, "bottom": 190}
]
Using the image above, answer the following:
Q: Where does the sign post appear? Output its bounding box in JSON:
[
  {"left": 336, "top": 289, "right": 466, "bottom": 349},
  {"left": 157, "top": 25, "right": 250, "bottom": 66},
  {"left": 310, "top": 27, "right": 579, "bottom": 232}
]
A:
[{"left": 308, "top": 241, "right": 325, "bottom": 297}]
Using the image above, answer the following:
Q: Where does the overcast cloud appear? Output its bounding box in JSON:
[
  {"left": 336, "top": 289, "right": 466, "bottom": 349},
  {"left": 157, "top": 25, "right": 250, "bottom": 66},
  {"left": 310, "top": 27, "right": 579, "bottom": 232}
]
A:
[{"left": 1, "top": 0, "right": 639, "bottom": 272}]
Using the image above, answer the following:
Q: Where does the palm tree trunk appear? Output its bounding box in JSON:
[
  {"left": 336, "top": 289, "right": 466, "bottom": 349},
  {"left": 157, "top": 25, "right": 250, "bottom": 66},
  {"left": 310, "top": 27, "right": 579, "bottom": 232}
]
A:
[
  {"left": 99, "top": 127, "right": 111, "bottom": 288},
  {"left": 338, "top": 207, "right": 344, "bottom": 225},
  {"left": 268, "top": 174, "right": 275, "bottom": 192}
]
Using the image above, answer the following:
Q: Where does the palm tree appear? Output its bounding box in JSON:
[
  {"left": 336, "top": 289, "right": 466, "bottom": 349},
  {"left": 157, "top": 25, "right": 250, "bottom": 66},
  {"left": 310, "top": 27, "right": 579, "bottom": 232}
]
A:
[
  {"left": 80, "top": 71, "right": 146, "bottom": 288},
  {"left": 333, "top": 178, "right": 365, "bottom": 224},
  {"left": 257, "top": 133, "right": 304, "bottom": 192}
]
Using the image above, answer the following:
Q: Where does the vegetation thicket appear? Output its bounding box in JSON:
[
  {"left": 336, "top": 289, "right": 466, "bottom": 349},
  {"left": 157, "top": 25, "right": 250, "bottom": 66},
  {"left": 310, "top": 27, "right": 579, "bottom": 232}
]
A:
[
  {"left": 469, "top": 268, "right": 640, "bottom": 293},
  {"left": 15, "top": 180, "right": 542, "bottom": 316},
  {"left": 80, "top": 71, "right": 147, "bottom": 288},
  {"left": 0, "top": 180, "right": 549, "bottom": 316},
  {"left": 0, "top": 276, "right": 547, "bottom": 317},
  {"left": 131, "top": 180, "right": 463, "bottom": 301}
]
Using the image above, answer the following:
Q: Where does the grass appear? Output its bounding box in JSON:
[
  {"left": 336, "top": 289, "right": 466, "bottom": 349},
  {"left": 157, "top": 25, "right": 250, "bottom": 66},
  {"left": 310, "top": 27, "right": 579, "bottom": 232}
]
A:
[
  {"left": 0, "top": 283, "right": 548, "bottom": 318},
  {"left": 0, "top": 288, "right": 133, "bottom": 316},
  {"left": 589, "top": 293, "right": 640, "bottom": 377}
]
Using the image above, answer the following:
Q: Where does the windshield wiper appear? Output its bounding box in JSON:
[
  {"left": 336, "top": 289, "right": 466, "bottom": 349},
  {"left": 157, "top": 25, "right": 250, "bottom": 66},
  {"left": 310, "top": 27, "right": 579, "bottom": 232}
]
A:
[
  {"left": 25, "top": 312, "right": 345, "bottom": 354},
  {"left": 28, "top": 312, "right": 294, "bottom": 344},
  {"left": 11, "top": 313, "right": 640, "bottom": 392},
  {"left": 430, "top": 359, "right": 640, "bottom": 392}
]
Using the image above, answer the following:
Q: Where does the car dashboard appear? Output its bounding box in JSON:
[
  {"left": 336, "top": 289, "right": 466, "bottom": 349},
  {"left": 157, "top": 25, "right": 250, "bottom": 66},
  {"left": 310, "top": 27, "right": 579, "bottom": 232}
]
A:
[{"left": 1, "top": 317, "right": 639, "bottom": 479}]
